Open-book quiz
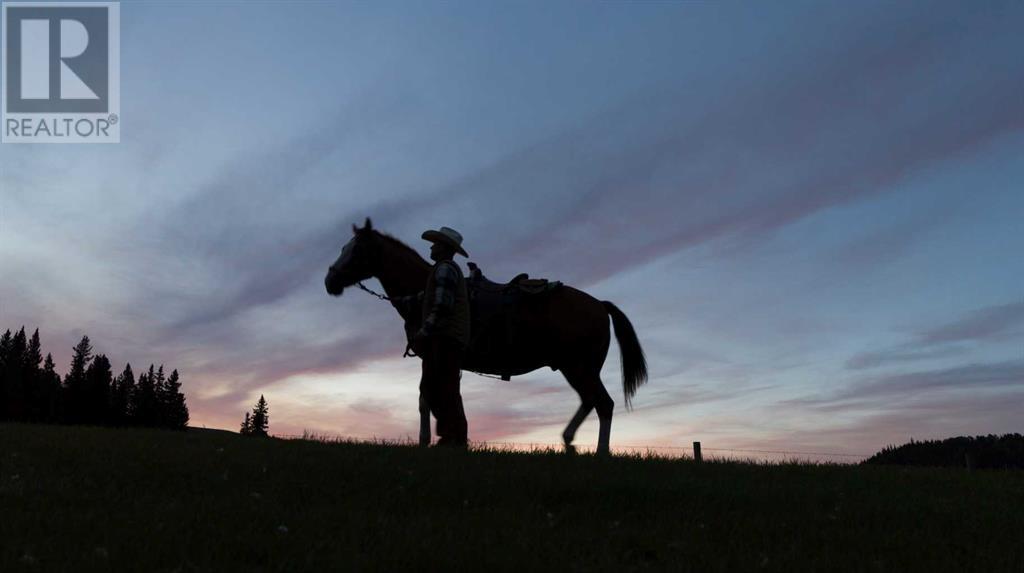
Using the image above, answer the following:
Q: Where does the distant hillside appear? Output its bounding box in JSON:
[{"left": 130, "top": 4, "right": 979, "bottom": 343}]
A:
[{"left": 864, "top": 434, "right": 1024, "bottom": 469}]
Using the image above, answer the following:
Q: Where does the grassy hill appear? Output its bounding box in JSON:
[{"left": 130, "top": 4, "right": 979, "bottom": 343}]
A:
[{"left": 2, "top": 423, "right": 1022, "bottom": 572}]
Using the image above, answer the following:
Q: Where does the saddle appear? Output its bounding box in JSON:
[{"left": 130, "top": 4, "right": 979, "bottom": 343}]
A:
[
  {"left": 466, "top": 262, "right": 562, "bottom": 295},
  {"left": 464, "top": 262, "right": 562, "bottom": 380}
]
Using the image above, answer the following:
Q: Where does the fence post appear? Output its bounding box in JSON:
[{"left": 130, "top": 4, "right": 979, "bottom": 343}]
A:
[{"left": 693, "top": 441, "right": 702, "bottom": 463}]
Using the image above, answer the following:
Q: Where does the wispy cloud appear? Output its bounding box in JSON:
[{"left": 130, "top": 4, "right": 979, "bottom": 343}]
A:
[
  {"left": 918, "top": 301, "right": 1024, "bottom": 345},
  {"left": 847, "top": 301, "right": 1024, "bottom": 369},
  {"left": 790, "top": 359, "right": 1024, "bottom": 413}
]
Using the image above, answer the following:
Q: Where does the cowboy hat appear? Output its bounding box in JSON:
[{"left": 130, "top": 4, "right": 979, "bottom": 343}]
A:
[{"left": 421, "top": 226, "right": 468, "bottom": 257}]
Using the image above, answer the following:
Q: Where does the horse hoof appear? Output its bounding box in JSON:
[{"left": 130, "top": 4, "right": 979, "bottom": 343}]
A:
[{"left": 564, "top": 444, "right": 577, "bottom": 455}]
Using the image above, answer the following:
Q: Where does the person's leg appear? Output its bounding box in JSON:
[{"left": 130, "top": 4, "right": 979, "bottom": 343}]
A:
[
  {"left": 420, "top": 338, "right": 451, "bottom": 441},
  {"left": 433, "top": 337, "right": 468, "bottom": 446}
]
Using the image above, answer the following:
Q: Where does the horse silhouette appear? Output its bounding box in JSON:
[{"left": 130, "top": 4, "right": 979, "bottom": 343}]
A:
[{"left": 324, "top": 219, "right": 647, "bottom": 454}]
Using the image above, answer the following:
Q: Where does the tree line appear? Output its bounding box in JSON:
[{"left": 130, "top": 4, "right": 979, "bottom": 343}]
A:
[
  {"left": 0, "top": 327, "right": 189, "bottom": 429},
  {"left": 864, "top": 434, "right": 1024, "bottom": 469}
]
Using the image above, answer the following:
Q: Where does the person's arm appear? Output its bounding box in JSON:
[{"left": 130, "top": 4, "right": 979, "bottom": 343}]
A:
[{"left": 420, "top": 262, "right": 458, "bottom": 336}]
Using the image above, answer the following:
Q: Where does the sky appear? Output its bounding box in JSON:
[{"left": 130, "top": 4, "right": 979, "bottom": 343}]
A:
[{"left": 2, "top": 0, "right": 1022, "bottom": 461}]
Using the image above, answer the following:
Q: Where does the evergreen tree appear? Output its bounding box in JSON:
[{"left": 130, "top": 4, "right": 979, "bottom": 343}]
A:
[
  {"left": 5, "top": 327, "right": 28, "bottom": 420},
  {"left": 154, "top": 365, "right": 167, "bottom": 425},
  {"left": 110, "top": 363, "right": 135, "bottom": 426},
  {"left": 63, "top": 336, "right": 93, "bottom": 424},
  {"left": 132, "top": 365, "right": 158, "bottom": 426},
  {"left": 24, "top": 329, "right": 44, "bottom": 421},
  {"left": 161, "top": 369, "right": 189, "bottom": 429},
  {"left": 0, "top": 327, "right": 192, "bottom": 431},
  {"left": 41, "top": 353, "right": 62, "bottom": 423},
  {"left": 0, "top": 329, "right": 12, "bottom": 420},
  {"left": 240, "top": 411, "right": 252, "bottom": 435},
  {"left": 248, "top": 395, "right": 269, "bottom": 437},
  {"left": 25, "top": 329, "right": 43, "bottom": 369},
  {"left": 84, "top": 354, "right": 113, "bottom": 425}
]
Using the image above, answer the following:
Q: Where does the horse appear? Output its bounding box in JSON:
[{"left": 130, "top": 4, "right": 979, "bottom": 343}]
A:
[{"left": 324, "top": 218, "right": 647, "bottom": 454}]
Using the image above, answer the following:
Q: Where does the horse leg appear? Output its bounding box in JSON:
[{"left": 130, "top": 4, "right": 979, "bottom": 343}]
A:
[
  {"left": 418, "top": 392, "right": 431, "bottom": 447},
  {"left": 562, "top": 363, "right": 614, "bottom": 454},
  {"left": 562, "top": 402, "right": 593, "bottom": 453},
  {"left": 560, "top": 365, "right": 593, "bottom": 453},
  {"left": 592, "top": 381, "right": 614, "bottom": 455}
]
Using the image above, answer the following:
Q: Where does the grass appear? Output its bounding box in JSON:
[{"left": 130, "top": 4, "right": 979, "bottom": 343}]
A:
[{"left": 1, "top": 423, "right": 1023, "bottom": 572}]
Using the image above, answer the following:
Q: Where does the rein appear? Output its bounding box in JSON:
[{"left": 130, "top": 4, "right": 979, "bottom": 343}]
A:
[
  {"left": 355, "top": 281, "right": 420, "bottom": 357},
  {"left": 356, "top": 281, "right": 390, "bottom": 301}
]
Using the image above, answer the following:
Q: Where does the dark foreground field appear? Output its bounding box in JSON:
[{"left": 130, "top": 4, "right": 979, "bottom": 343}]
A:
[{"left": 2, "top": 424, "right": 1022, "bottom": 572}]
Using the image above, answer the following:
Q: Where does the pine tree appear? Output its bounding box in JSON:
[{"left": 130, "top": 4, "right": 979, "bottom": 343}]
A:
[
  {"left": 154, "top": 365, "right": 167, "bottom": 426},
  {"left": 25, "top": 329, "right": 42, "bottom": 369},
  {"left": 0, "top": 329, "right": 12, "bottom": 421},
  {"left": 63, "top": 336, "right": 93, "bottom": 424},
  {"left": 24, "top": 329, "right": 44, "bottom": 421},
  {"left": 5, "top": 327, "right": 28, "bottom": 420},
  {"left": 111, "top": 363, "right": 135, "bottom": 426},
  {"left": 249, "top": 395, "right": 269, "bottom": 437},
  {"left": 162, "top": 369, "right": 189, "bottom": 429},
  {"left": 240, "top": 412, "right": 252, "bottom": 436},
  {"left": 41, "top": 353, "right": 62, "bottom": 423},
  {"left": 132, "top": 365, "right": 158, "bottom": 427},
  {"left": 84, "top": 354, "right": 113, "bottom": 425}
]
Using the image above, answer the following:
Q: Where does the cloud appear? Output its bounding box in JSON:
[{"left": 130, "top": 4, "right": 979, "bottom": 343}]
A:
[
  {"left": 847, "top": 300, "right": 1024, "bottom": 369},
  {"left": 845, "top": 346, "right": 970, "bottom": 371},
  {"left": 765, "top": 389, "right": 1024, "bottom": 458},
  {"left": 847, "top": 360, "right": 1024, "bottom": 399},
  {"left": 918, "top": 301, "right": 1024, "bottom": 345},
  {"left": 789, "top": 359, "right": 1024, "bottom": 414}
]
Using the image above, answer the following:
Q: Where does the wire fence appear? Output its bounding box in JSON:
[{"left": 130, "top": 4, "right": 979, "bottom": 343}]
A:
[{"left": 271, "top": 433, "right": 871, "bottom": 462}]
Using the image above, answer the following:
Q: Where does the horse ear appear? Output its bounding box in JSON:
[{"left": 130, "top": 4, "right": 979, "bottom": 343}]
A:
[
  {"left": 364, "top": 217, "right": 373, "bottom": 231},
  {"left": 352, "top": 223, "right": 359, "bottom": 234}
]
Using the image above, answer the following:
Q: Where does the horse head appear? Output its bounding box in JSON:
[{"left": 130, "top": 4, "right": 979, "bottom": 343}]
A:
[{"left": 325, "top": 217, "right": 378, "bottom": 296}]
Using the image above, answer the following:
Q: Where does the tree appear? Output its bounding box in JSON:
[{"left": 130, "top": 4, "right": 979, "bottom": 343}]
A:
[
  {"left": 3, "top": 327, "right": 29, "bottom": 420},
  {"left": 23, "top": 329, "right": 45, "bottom": 421},
  {"left": 161, "top": 369, "right": 189, "bottom": 429},
  {"left": 153, "top": 365, "right": 166, "bottom": 424},
  {"left": 240, "top": 412, "right": 252, "bottom": 436},
  {"left": 41, "top": 353, "right": 62, "bottom": 422},
  {"left": 63, "top": 336, "right": 93, "bottom": 424},
  {"left": 0, "top": 329, "right": 11, "bottom": 420},
  {"left": 110, "top": 363, "right": 135, "bottom": 426},
  {"left": 247, "top": 395, "right": 269, "bottom": 437},
  {"left": 132, "top": 365, "right": 158, "bottom": 427},
  {"left": 84, "top": 354, "right": 113, "bottom": 424},
  {"left": 0, "top": 327, "right": 191, "bottom": 431},
  {"left": 25, "top": 329, "right": 42, "bottom": 369}
]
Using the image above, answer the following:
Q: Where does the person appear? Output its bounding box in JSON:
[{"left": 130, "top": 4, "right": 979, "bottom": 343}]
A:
[{"left": 392, "top": 226, "right": 471, "bottom": 447}]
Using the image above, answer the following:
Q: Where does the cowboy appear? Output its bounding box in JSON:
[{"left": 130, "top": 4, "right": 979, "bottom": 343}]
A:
[{"left": 392, "top": 226, "right": 471, "bottom": 447}]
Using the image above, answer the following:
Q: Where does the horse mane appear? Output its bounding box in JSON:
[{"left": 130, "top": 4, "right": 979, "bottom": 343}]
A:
[{"left": 372, "top": 230, "right": 431, "bottom": 269}]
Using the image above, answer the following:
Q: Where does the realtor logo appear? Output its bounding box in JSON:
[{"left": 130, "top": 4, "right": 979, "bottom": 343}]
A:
[{"left": 2, "top": 1, "right": 120, "bottom": 143}]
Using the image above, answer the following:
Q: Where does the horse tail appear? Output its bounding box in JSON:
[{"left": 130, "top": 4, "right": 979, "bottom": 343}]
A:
[{"left": 602, "top": 301, "right": 648, "bottom": 409}]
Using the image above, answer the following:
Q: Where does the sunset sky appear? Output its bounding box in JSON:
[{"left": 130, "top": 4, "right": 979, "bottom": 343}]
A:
[{"left": 2, "top": 1, "right": 1022, "bottom": 460}]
